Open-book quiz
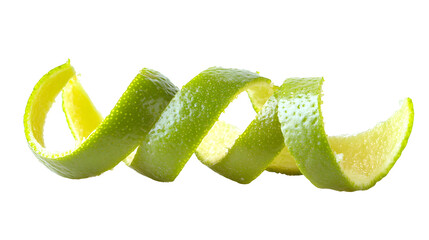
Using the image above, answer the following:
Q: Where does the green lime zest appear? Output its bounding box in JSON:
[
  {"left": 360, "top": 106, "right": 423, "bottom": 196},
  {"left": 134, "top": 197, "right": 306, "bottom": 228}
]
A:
[
  {"left": 276, "top": 77, "right": 414, "bottom": 191},
  {"left": 24, "top": 61, "right": 178, "bottom": 178},
  {"left": 24, "top": 61, "right": 413, "bottom": 191}
]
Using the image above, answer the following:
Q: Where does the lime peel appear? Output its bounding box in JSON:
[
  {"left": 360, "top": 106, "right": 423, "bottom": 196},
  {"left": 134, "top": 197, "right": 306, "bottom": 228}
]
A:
[
  {"left": 24, "top": 62, "right": 178, "bottom": 178},
  {"left": 24, "top": 61, "right": 414, "bottom": 191},
  {"left": 276, "top": 77, "right": 414, "bottom": 191},
  {"left": 129, "top": 67, "right": 277, "bottom": 183}
]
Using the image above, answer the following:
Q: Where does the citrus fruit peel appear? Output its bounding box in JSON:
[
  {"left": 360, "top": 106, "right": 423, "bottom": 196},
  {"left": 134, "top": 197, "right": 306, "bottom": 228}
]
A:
[
  {"left": 24, "top": 61, "right": 178, "bottom": 178},
  {"left": 128, "top": 67, "right": 279, "bottom": 183},
  {"left": 24, "top": 61, "right": 413, "bottom": 191},
  {"left": 195, "top": 88, "right": 301, "bottom": 183},
  {"left": 276, "top": 77, "right": 414, "bottom": 191}
]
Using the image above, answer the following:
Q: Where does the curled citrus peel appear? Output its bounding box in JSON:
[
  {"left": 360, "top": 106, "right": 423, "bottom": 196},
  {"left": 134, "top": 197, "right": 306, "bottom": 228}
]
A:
[
  {"left": 24, "top": 61, "right": 414, "bottom": 191},
  {"left": 24, "top": 61, "right": 178, "bottom": 178},
  {"left": 277, "top": 77, "right": 414, "bottom": 191}
]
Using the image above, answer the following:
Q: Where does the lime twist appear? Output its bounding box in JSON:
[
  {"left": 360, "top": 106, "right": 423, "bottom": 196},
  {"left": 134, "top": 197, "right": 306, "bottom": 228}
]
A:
[{"left": 24, "top": 61, "right": 414, "bottom": 191}]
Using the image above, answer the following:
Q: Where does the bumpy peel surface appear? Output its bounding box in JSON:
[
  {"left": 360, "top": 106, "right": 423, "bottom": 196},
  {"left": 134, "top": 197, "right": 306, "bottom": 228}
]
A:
[{"left": 24, "top": 61, "right": 414, "bottom": 191}]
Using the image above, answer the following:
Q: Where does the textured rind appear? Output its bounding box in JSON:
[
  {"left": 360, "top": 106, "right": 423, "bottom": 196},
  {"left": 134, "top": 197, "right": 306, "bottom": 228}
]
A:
[
  {"left": 129, "top": 67, "right": 277, "bottom": 182},
  {"left": 24, "top": 62, "right": 178, "bottom": 178},
  {"left": 24, "top": 62, "right": 414, "bottom": 191},
  {"left": 277, "top": 77, "right": 354, "bottom": 191},
  {"left": 200, "top": 93, "right": 285, "bottom": 183},
  {"left": 276, "top": 78, "right": 414, "bottom": 191}
]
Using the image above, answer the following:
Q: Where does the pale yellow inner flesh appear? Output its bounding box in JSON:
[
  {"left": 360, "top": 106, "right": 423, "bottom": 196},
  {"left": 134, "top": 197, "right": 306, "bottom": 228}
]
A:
[
  {"left": 196, "top": 121, "right": 241, "bottom": 166},
  {"left": 62, "top": 77, "right": 103, "bottom": 142},
  {"left": 266, "top": 147, "right": 300, "bottom": 175},
  {"left": 329, "top": 101, "right": 411, "bottom": 185},
  {"left": 29, "top": 66, "right": 76, "bottom": 148},
  {"left": 61, "top": 78, "right": 141, "bottom": 166},
  {"left": 247, "top": 84, "right": 277, "bottom": 112}
]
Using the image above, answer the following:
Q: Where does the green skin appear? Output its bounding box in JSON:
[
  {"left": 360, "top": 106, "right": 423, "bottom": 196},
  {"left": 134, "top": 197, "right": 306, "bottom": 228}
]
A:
[
  {"left": 24, "top": 62, "right": 178, "bottom": 178},
  {"left": 276, "top": 77, "right": 414, "bottom": 191},
  {"left": 25, "top": 63, "right": 283, "bottom": 182},
  {"left": 129, "top": 67, "right": 278, "bottom": 182},
  {"left": 207, "top": 94, "right": 285, "bottom": 183},
  {"left": 277, "top": 77, "right": 352, "bottom": 190},
  {"left": 24, "top": 62, "right": 413, "bottom": 191}
]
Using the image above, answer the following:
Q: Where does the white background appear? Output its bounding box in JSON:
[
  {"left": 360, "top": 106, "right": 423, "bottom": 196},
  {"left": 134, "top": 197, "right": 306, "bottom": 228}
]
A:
[{"left": 1, "top": 0, "right": 428, "bottom": 239}]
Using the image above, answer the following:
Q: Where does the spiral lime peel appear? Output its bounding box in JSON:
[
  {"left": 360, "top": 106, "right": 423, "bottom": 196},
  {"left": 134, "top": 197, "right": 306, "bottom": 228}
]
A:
[
  {"left": 24, "top": 61, "right": 178, "bottom": 178},
  {"left": 276, "top": 77, "right": 414, "bottom": 191},
  {"left": 24, "top": 61, "right": 413, "bottom": 191}
]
